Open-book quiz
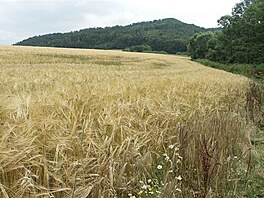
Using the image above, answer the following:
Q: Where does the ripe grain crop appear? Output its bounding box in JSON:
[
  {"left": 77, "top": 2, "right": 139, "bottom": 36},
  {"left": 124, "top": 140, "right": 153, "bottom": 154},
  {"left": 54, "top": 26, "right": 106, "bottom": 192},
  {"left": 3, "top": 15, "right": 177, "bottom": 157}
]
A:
[{"left": 0, "top": 46, "right": 259, "bottom": 197}]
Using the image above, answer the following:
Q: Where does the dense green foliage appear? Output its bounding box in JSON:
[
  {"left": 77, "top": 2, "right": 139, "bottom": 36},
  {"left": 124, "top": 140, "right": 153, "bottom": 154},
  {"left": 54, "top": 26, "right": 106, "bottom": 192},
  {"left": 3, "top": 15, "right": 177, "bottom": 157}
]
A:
[
  {"left": 15, "top": 18, "right": 216, "bottom": 54},
  {"left": 196, "top": 59, "right": 264, "bottom": 80},
  {"left": 124, "top": 44, "right": 152, "bottom": 53},
  {"left": 188, "top": 0, "right": 264, "bottom": 64}
]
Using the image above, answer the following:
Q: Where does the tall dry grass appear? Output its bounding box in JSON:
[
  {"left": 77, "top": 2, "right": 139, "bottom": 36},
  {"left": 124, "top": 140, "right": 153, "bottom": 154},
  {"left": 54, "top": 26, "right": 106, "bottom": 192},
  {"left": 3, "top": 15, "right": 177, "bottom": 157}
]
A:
[{"left": 0, "top": 46, "right": 259, "bottom": 197}]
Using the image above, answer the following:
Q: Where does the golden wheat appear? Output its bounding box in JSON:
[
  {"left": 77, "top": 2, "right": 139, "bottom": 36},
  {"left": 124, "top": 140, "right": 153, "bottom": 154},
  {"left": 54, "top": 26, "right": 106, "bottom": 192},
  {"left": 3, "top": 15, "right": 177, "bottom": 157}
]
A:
[{"left": 0, "top": 46, "right": 255, "bottom": 197}]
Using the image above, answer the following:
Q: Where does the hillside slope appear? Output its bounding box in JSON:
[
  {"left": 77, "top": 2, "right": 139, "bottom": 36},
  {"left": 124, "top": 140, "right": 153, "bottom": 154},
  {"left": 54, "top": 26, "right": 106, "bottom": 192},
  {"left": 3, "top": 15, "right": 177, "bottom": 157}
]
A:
[{"left": 14, "top": 18, "right": 218, "bottom": 54}]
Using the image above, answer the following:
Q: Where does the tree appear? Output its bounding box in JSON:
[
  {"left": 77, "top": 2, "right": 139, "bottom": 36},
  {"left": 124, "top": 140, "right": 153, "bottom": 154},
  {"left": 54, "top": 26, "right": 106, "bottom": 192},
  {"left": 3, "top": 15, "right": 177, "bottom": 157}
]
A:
[
  {"left": 188, "top": 0, "right": 264, "bottom": 64},
  {"left": 218, "top": 0, "right": 264, "bottom": 63},
  {"left": 188, "top": 32, "right": 213, "bottom": 59}
]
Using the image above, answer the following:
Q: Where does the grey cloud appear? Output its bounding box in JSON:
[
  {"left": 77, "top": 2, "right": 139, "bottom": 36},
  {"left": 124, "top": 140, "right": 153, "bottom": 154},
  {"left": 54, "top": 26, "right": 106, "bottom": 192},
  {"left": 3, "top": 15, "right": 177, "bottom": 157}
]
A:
[{"left": 0, "top": 0, "right": 125, "bottom": 44}]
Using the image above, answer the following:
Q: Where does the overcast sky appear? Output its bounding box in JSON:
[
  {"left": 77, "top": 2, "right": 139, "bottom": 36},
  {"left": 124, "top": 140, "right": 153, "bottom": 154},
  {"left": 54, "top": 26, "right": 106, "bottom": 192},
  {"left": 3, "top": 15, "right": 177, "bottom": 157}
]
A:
[{"left": 0, "top": 0, "right": 241, "bottom": 45}]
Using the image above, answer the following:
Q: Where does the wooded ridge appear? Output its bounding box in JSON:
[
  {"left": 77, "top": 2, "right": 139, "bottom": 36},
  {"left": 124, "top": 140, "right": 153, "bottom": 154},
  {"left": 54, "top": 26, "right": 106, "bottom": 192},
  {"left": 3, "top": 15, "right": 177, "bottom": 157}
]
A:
[{"left": 14, "top": 18, "right": 218, "bottom": 54}]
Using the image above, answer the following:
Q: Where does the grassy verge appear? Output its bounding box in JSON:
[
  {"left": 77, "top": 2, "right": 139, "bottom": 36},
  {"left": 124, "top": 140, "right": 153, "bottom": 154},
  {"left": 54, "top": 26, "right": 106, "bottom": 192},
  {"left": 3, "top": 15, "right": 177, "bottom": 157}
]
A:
[
  {"left": 196, "top": 59, "right": 264, "bottom": 80},
  {"left": 196, "top": 58, "right": 264, "bottom": 197}
]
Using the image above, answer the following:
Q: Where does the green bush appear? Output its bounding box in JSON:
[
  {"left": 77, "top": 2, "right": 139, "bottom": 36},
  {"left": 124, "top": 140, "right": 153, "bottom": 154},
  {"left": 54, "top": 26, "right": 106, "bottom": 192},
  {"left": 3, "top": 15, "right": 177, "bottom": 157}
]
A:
[{"left": 129, "top": 45, "right": 152, "bottom": 52}]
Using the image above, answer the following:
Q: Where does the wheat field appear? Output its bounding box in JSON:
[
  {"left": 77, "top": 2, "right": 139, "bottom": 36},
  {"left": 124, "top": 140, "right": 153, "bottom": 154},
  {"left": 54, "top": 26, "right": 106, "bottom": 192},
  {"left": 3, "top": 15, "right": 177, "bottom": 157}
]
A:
[{"left": 0, "top": 46, "right": 257, "bottom": 197}]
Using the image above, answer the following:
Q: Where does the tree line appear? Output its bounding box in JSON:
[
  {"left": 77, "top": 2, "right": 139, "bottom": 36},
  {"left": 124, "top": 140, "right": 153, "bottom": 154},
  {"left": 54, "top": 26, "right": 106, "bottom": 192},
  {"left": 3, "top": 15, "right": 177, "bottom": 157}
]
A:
[
  {"left": 188, "top": 0, "right": 264, "bottom": 64},
  {"left": 15, "top": 18, "right": 217, "bottom": 55}
]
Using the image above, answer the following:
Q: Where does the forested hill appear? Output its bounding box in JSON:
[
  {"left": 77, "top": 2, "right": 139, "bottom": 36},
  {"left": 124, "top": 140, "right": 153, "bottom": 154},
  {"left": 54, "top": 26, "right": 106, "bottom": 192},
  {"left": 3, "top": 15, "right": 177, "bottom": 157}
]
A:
[{"left": 14, "top": 18, "right": 217, "bottom": 54}]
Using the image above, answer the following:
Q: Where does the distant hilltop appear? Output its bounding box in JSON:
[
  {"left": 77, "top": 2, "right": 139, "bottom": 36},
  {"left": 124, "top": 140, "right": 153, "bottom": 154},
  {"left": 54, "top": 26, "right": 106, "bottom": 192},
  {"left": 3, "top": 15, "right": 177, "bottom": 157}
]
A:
[{"left": 15, "top": 18, "right": 220, "bottom": 54}]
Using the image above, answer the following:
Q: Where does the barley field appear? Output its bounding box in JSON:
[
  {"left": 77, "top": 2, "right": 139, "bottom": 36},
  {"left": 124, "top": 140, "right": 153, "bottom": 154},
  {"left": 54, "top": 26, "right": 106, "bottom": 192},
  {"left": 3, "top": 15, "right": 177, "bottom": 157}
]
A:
[{"left": 0, "top": 46, "right": 259, "bottom": 197}]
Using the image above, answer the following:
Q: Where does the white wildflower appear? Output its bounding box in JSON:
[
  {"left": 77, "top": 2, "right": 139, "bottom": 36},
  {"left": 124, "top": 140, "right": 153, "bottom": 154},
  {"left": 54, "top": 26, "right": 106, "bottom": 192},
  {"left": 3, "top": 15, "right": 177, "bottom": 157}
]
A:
[
  {"left": 163, "top": 153, "right": 170, "bottom": 161},
  {"left": 176, "top": 188, "right": 182, "bottom": 192},
  {"left": 176, "top": 175, "right": 182, "bottom": 181},
  {"left": 157, "top": 165, "right": 163, "bottom": 170}
]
